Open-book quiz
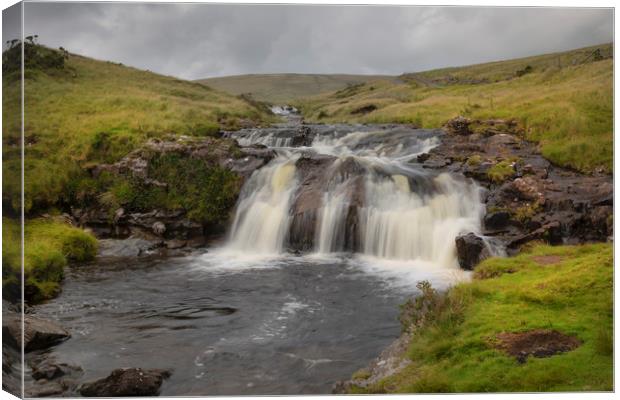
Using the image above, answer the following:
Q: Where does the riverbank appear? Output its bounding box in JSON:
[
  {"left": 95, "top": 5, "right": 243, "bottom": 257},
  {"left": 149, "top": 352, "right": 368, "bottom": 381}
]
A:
[{"left": 338, "top": 242, "right": 613, "bottom": 393}]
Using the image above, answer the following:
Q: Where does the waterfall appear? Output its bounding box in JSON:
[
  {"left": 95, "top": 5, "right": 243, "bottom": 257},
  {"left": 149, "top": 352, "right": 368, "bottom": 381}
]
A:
[
  {"left": 226, "top": 157, "right": 298, "bottom": 254},
  {"left": 225, "top": 125, "right": 494, "bottom": 268}
]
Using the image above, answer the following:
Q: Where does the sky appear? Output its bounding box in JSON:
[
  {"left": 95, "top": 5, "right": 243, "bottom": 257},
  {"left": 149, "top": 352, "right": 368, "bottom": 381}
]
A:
[{"left": 3, "top": 3, "right": 613, "bottom": 80}]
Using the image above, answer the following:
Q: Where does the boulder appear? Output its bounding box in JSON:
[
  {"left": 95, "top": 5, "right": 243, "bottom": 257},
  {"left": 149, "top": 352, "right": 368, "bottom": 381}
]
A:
[
  {"left": 484, "top": 211, "right": 511, "bottom": 230},
  {"left": 443, "top": 116, "right": 472, "bottom": 136},
  {"left": 511, "top": 177, "right": 545, "bottom": 203},
  {"left": 79, "top": 368, "right": 171, "bottom": 397},
  {"left": 455, "top": 233, "right": 490, "bottom": 270},
  {"left": 152, "top": 221, "right": 166, "bottom": 236},
  {"left": 3, "top": 313, "right": 70, "bottom": 352}
]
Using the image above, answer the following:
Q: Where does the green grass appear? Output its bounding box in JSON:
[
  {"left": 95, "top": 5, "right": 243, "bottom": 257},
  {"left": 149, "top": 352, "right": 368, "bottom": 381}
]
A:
[
  {"left": 297, "top": 43, "right": 612, "bottom": 173},
  {"left": 354, "top": 243, "right": 613, "bottom": 393},
  {"left": 199, "top": 73, "right": 401, "bottom": 104},
  {"left": 2, "top": 44, "right": 275, "bottom": 215},
  {"left": 3, "top": 217, "right": 98, "bottom": 303},
  {"left": 487, "top": 160, "right": 515, "bottom": 183}
]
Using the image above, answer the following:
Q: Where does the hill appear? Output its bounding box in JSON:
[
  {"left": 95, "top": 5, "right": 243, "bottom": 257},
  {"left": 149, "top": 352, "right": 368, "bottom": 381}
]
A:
[
  {"left": 199, "top": 73, "right": 401, "bottom": 104},
  {"left": 297, "top": 43, "right": 613, "bottom": 173},
  {"left": 2, "top": 43, "right": 274, "bottom": 215}
]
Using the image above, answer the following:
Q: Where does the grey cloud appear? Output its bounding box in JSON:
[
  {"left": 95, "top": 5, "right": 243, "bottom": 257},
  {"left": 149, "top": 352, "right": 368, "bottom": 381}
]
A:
[{"left": 15, "top": 3, "right": 614, "bottom": 79}]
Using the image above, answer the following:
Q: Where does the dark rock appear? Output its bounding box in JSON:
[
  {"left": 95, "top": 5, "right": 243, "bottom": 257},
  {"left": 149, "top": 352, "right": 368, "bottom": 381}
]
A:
[
  {"left": 455, "top": 233, "right": 490, "bottom": 270},
  {"left": 79, "top": 368, "right": 171, "bottom": 397},
  {"left": 3, "top": 313, "right": 70, "bottom": 352},
  {"left": 165, "top": 239, "right": 187, "bottom": 249},
  {"left": 484, "top": 211, "right": 511, "bottom": 230},
  {"left": 31, "top": 361, "right": 82, "bottom": 381}
]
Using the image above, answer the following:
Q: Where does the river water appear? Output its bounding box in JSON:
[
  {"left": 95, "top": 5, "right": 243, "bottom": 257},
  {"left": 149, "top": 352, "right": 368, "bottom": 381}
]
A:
[{"left": 28, "top": 109, "right": 493, "bottom": 395}]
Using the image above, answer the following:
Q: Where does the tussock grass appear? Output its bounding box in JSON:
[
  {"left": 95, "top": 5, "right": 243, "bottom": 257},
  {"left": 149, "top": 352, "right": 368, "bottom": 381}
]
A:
[
  {"left": 354, "top": 243, "right": 613, "bottom": 393},
  {"left": 298, "top": 44, "right": 612, "bottom": 173}
]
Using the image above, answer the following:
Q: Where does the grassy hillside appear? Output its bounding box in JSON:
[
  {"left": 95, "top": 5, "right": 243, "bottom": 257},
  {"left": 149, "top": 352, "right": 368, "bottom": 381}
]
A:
[
  {"left": 199, "top": 73, "right": 400, "bottom": 104},
  {"left": 2, "top": 43, "right": 275, "bottom": 215},
  {"left": 351, "top": 243, "right": 613, "bottom": 393},
  {"left": 298, "top": 43, "right": 613, "bottom": 173}
]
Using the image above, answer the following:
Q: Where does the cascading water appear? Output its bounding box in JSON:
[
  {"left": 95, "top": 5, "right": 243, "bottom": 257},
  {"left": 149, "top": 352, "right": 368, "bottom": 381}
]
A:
[
  {"left": 225, "top": 122, "right": 497, "bottom": 269},
  {"left": 227, "top": 156, "right": 299, "bottom": 254}
]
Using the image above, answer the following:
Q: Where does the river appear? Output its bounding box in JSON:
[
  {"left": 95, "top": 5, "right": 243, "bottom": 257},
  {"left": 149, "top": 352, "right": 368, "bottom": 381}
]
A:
[{"left": 27, "top": 107, "right": 498, "bottom": 395}]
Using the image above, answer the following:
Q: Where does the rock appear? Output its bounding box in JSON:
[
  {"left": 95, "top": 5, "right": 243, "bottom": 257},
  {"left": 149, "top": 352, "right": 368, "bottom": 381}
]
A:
[
  {"left": 444, "top": 116, "right": 472, "bottom": 136},
  {"left": 3, "top": 313, "right": 70, "bottom": 352},
  {"left": 165, "top": 239, "right": 187, "bottom": 249},
  {"left": 484, "top": 211, "right": 511, "bottom": 230},
  {"left": 79, "top": 368, "right": 171, "bottom": 397},
  {"left": 455, "top": 233, "right": 490, "bottom": 270},
  {"left": 511, "top": 177, "right": 545, "bottom": 203},
  {"left": 31, "top": 361, "right": 82, "bottom": 381},
  {"left": 25, "top": 381, "right": 66, "bottom": 397},
  {"left": 97, "top": 238, "right": 163, "bottom": 258},
  {"left": 152, "top": 221, "right": 166, "bottom": 236}
]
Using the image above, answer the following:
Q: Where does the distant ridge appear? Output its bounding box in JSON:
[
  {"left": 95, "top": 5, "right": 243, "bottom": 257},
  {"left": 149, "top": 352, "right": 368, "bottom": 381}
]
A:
[{"left": 198, "top": 73, "right": 402, "bottom": 104}]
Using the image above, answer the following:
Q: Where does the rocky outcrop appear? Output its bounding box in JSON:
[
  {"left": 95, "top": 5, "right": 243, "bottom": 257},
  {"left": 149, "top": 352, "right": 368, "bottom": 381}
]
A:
[
  {"left": 75, "top": 136, "right": 274, "bottom": 245},
  {"left": 418, "top": 116, "right": 613, "bottom": 254},
  {"left": 79, "top": 368, "right": 171, "bottom": 397},
  {"left": 3, "top": 312, "right": 70, "bottom": 352},
  {"left": 455, "top": 233, "right": 491, "bottom": 270}
]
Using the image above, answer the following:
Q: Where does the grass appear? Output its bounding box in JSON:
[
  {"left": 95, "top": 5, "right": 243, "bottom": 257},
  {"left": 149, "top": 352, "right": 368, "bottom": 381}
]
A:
[
  {"left": 297, "top": 43, "right": 612, "bottom": 173},
  {"left": 487, "top": 160, "right": 515, "bottom": 183},
  {"left": 199, "top": 73, "right": 401, "bottom": 104},
  {"left": 353, "top": 243, "right": 613, "bottom": 393},
  {"left": 2, "top": 44, "right": 275, "bottom": 215},
  {"left": 3, "top": 217, "right": 98, "bottom": 304}
]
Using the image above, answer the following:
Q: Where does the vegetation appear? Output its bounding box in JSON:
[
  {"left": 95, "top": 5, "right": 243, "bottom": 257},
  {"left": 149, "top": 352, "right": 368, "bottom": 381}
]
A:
[
  {"left": 2, "top": 42, "right": 274, "bottom": 216},
  {"left": 297, "top": 43, "right": 612, "bottom": 173},
  {"left": 80, "top": 151, "right": 243, "bottom": 226},
  {"left": 350, "top": 243, "right": 613, "bottom": 393},
  {"left": 199, "top": 73, "right": 399, "bottom": 104},
  {"left": 487, "top": 160, "right": 515, "bottom": 183},
  {"left": 3, "top": 217, "right": 98, "bottom": 303}
]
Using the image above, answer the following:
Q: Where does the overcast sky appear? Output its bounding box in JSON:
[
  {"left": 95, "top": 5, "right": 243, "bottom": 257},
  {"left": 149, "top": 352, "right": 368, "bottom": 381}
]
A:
[{"left": 7, "top": 3, "right": 614, "bottom": 79}]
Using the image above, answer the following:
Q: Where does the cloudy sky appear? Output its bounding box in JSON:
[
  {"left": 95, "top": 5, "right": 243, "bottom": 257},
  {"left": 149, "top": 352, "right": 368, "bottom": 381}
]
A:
[{"left": 9, "top": 3, "right": 614, "bottom": 79}]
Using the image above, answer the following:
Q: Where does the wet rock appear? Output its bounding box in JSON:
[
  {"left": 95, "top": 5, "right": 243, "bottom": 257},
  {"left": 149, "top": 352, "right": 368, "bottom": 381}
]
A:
[
  {"left": 31, "top": 361, "right": 82, "bottom": 381},
  {"left": 98, "top": 237, "right": 163, "bottom": 258},
  {"left": 79, "top": 368, "right": 171, "bottom": 397},
  {"left": 455, "top": 233, "right": 490, "bottom": 270},
  {"left": 25, "top": 381, "right": 66, "bottom": 397},
  {"left": 3, "top": 313, "right": 70, "bottom": 352},
  {"left": 484, "top": 211, "right": 511, "bottom": 230}
]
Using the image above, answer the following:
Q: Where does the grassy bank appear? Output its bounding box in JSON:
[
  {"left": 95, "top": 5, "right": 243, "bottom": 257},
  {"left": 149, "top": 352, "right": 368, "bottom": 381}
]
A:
[
  {"left": 298, "top": 43, "right": 612, "bottom": 173},
  {"left": 351, "top": 243, "right": 613, "bottom": 393},
  {"left": 2, "top": 43, "right": 274, "bottom": 215},
  {"left": 3, "top": 217, "right": 98, "bottom": 303}
]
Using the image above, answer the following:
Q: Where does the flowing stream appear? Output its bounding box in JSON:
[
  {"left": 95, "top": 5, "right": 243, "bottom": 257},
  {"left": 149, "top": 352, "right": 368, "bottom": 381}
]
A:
[{"left": 27, "top": 109, "right": 498, "bottom": 396}]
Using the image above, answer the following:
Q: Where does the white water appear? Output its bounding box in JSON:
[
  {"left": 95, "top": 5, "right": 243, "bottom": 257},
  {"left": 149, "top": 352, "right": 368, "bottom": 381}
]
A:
[
  {"left": 227, "top": 157, "right": 299, "bottom": 254},
  {"left": 224, "top": 125, "right": 494, "bottom": 270}
]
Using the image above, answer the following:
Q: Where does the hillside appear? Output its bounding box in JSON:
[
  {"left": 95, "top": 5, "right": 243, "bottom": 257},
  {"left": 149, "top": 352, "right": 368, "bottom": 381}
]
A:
[
  {"left": 199, "top": 73, "right": 400, "bottom": 104},
  {"left": 297, "top": 43, "right": 613, "bottom": 173},
  {"left": 2, "top": 44, "right": 275, "bottom": 215}
]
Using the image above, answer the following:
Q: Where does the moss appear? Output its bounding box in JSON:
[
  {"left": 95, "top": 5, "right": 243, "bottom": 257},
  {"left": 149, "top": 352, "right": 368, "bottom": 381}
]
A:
[
  {"left": 487, "top": 160, "right": 515, "bottom": 183},
  {"left": 466, "top": 154, "right": 482, "bottom": 166},
  {"left": 513, "top": 201, "right": 543, "bottom": 224}
]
